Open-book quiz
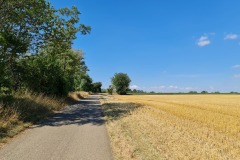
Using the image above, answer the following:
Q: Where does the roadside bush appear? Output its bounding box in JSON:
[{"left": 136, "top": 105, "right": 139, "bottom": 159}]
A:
[{"left": 107, "top": 85, "right": 113, "bottom": 95}]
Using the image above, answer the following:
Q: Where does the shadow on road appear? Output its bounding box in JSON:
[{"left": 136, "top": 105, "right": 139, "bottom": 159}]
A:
[{"left": 34, "top": 96, "right": 105, "bottom": 127}]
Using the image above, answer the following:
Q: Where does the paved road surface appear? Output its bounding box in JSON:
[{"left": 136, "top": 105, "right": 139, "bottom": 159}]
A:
[{"left": 0, "top": 95, "right": 113, "bottom": 160}]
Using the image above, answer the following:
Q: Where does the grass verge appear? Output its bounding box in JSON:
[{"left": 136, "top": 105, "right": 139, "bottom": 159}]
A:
[
  {"left": 100, "top": 95, "right": 142, "bottom": 159},
  {"left": 0, "top": 91, "right": 88, "bottom": 145}
]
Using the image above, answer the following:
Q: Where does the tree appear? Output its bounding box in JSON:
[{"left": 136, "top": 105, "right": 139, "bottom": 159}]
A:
[
  {"left": 0, "top": 0, "right": 52, "bottom": 92},
  {"left": 111, "top": 73, "right": 131, "bottom": 95},
  {"left": 189, "top": 91, "right": 198, "bottom": 94},
  {"left": 18, "top": 49, "right": 88, "bottom": 95},
  {"left": 201, "top": 91, "right": 208, "bottom": 94},
  {"left": 0, "top": 0, "right": 91, "bottom": 95},
  {"left": 79, "top": 74, "right": 93, "bottom": 92},
  {"left": 92, "top": 82, "right": 102, "bottom": 93},
  {"left": 230, "top": 91, "right": 238, "bottom": 94}
]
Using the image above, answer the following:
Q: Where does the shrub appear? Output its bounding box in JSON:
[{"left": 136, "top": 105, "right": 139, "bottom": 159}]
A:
[{"left": 107, "top": 85, "right": 113, "bottom": 95}]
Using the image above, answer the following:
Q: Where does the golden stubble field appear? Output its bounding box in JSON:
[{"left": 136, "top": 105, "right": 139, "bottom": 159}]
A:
[{"left": 101, "top": 94, "right": 240, "bottom": 160}]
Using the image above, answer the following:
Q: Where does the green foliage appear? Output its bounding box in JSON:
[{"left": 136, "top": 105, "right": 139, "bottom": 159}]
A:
[
  {"left": 17, "top": 49, "right": 90, "bottom": 96},
  {"left": 130, "top": 89, "right": 145, "bottom": 93},
  {"left": 0, "top": 0, "right": 93, "bottom": 96},
  {"left": 201, "top": 91, "right": 208, "bottom": 94},
  {"left": 92, "top": 82, "right": 102, "bottom": 93},
  {"left": 76, "top": 74, "right": 93, "bottom": 92},
  {"left": 189, "top": 91, "right": 198, "bottom": 94},
  {"left": 111, "top": 73, "right": 131, "bottom": 95},
  {"left": 107, "top": 85, "right": 114, "bottom": 95}
]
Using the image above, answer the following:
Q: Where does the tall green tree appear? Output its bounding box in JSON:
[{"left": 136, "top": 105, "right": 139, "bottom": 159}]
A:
[
  {"left": 79, "top": 74, "right": 93, "bottom": 92},
  {"left": 111, "top": 73, "right": 131, "bottom": 95},
  {"left": 0, "top": 0, "right": 91, "bottom": 95},
  {"left": 0, "top": 0, "right": 52, "bottom": 91}
]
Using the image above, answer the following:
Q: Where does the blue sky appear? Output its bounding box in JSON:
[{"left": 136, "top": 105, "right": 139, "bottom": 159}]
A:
[{"left": 50, "top": 0, "right": 240, "bottom": 92}]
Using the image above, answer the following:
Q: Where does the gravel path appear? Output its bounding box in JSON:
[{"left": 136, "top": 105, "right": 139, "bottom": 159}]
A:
[{"left": 0, "top": 95, "right": 113, "bottom": 160}]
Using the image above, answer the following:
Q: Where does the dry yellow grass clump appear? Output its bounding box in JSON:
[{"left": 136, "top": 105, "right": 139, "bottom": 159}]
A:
[
  {"left": 101, "top": 95, "right": 240, "bottom": 160},
  {"left": 68, "top": 91, "right": 89, "bottom": 101},
  {"left": 0, "top": 91, "right": 69, "bottom": 145},
  {"left": 0, "top": 91, "right": 89, "bottom": 145}
]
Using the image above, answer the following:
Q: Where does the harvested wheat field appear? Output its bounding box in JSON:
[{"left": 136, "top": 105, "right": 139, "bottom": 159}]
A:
[{"left": 101, "top": 94, "right": 240, "bottom": 160}]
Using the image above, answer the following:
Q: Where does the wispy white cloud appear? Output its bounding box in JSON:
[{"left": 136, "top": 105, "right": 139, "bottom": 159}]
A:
[
  {"left": 233, "top": 74, "right": 240, "bottom": 79},
  {"left": 169, "top": 85, "right": 179, "bottom": 89},
  {"left": 197, "top": 36, "right": 211, "bottom": 47},
  {"left": 232, "top": 65, "right": 240, "bottom": 69},
  {"left": 225, "top": 34, "right": 238, "bottom": 40},
  {"left": 152, "top": 85, "right": 178, "bottom": 90},
  {"left": 158, "top": 86, "right": 166, "bottom": 89},
  {"left": 151, "top": 85, "right": 194, "bottom": 90},
  {"left": 149, "top": 85, "right": 198, "bottom": 92},
  {"left": 185, "top": 87, "right": 195, "bottom": 90},
  {"left": 209, "top": 86, "right": 214, "bottom": 92},
  {"left": 130, "top": 85, "right": 140, "bottom": 90}
]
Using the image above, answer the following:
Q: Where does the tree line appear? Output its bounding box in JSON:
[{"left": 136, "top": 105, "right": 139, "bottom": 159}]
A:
[{"left": 0, "top": 0, "right": 101, "bottom": 96}]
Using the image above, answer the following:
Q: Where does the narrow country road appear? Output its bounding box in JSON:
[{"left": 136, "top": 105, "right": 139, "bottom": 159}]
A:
[{"left": 0, "top": 95, "right": 113, "bottom": 160}]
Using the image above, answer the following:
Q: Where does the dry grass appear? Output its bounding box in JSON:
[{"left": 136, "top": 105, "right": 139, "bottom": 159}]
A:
[
  {"left": 0, "top": 91, "right": 64, "bottom": 144},
  {"left": 0, "top": 91, "right": 89, "bottom": 145},
  {"left": 101, "top": 95, "right": 240, "bottom": 160},
  {"left": 68, "top": 91, "right": 89, "bottom": 101}
]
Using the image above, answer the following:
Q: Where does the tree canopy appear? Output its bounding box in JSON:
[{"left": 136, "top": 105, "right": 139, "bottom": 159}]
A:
[
  {"left": 92, "top": 82, "right": 102, "bottom": 93},
  {"left": 111, "top": 73, "right": 131, "bottom": 95},
  {"left": 0, "top": 0, "right": 98, "bottom": 96}
]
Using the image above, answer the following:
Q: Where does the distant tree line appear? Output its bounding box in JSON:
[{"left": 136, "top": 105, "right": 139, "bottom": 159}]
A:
[
  {"left": 129, "top": 89, "right": 145, "bottom": 93},
  {"left": 128, "top": 90, "right": 239, "bottom": 95},
  {"left": 127, "top": 90, "right": 239, "bottom": 95},
  {"left": 0, "top": 0, "right": 101, "bottom": 96}
]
